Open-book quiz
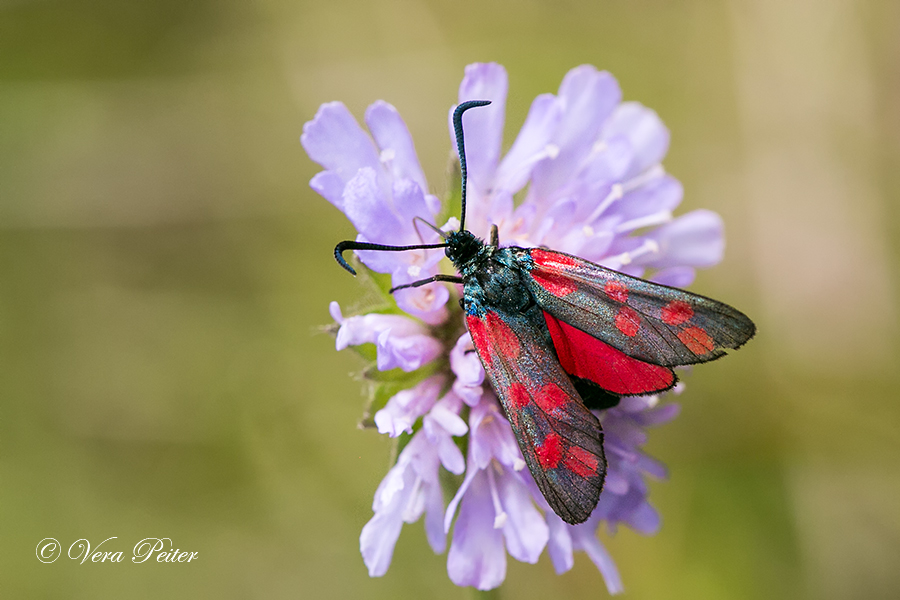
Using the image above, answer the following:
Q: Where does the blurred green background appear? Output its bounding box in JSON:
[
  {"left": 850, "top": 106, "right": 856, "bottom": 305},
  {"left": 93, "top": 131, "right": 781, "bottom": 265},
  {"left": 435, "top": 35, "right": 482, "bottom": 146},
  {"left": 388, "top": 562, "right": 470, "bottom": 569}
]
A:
[{"left": 2, "top": 0, "right": 898, "bottom": 598}]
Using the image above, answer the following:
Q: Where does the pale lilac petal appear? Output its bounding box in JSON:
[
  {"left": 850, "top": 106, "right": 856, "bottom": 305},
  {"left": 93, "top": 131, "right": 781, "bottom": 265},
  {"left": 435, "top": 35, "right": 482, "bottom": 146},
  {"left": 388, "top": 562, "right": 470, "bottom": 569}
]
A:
[
  {"left": 301, "top": 101, "right": 385, "bottom": 193},
  {"left": 360, "top": 507, "right": 405, "bottom": 576},
  {"left": 332, "top": 310, "right": 425, "bottom": 350},
  {"left": 423, "top": 399, "right": 467, "bottom": 475},
  {"left": 332, "top": 307, "right": 442, "bottom": 371},
  {"left": 450, "top": 333, "right": 485, "bottom": 406},
  {"left": 602, "top": 469, "right": 630, "bottom": 495},
  {"left": 361, "top": 456, "right": 415, "bottom": 576},
  {"left": 642, "top": 209, "right": 724, "bottom": 269},
  {"left": 374, "top": 376, "right": 444, "bottom": 437},
  {"left": 545, "top": 512, "right": 575, "bottom": 574},
  {"left": 497, "top": 470, "right": 548, "bottom": 563},
  {"left": 616, "top": 395, "right": 657, "bottom": 412},
  {"left": 436, "top": 434, "right": 466, "bottom": 475},
  {"left": 455, "top": 62, "right": 508, "bottom": 193},
  {"left": 494, "top": 93, "right": 562, "bottom": 194},
  {"left": 470, "top": 401, "right": 524, "bottom": 472},
  {"left": 390, "top": 179, "right": 438, "bottom": 236},
  {"left": 650, "top": 266, "right": 696, "bottom": 288},
  {"left": 342, "top": 168, "right": 404, "bottom": 245},
  {"left": 447, "top": 471, "right": 507, "bottom": 590},
  {"left": 556, "top": 66, "right": 622, "bottom": 153},
  {"left": 423, "top": 482, "right": 447, "bottom": 553},
  {"left": 309, "top": 171, "right": 346, "bottom": 210},
  {"left": 425, "top": 402, "right": 469, "bottom": 439},
  {"left": 633, "top": 403, "right": 681, "bottom": 427},
  {"left": 604, "top": 102, "right": 670, "bottom": 180},
  {"left": 391, "top": 281, "right": 450, "bottom": 326},
  {"left": 375, "top": 328, "right": 442, "bottom": 372},
  {"left": 444, "top": 464, "right": 478, "bottom": 533},
  {"left": 571, "top": 527, "right": 624, "bottom": 595},
  {"left": 626, "top": 502, "right": 661, "bottom": 535},
  {"left": 365, "top": 101, "right": 429, "bottom": 196},
  {"left": 328, "top": 301, "right": 343, "bottom": 323},
  {"left": 602, "top": 174, "right": 682, "bottom": 224},
  {"left": 531, "top": 66, "right": 622, "bottom": 199},
  {"left": 577, "top": 135, "right": 633, "bottom": 189},
  {"left": 633, "top": 453, "right": 669, "bottom": 480}
]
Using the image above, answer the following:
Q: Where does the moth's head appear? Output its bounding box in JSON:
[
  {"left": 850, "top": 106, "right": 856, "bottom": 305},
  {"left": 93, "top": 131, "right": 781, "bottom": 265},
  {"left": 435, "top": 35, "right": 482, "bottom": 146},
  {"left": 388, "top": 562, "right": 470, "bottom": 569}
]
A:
[{"left": 445, "top": 230, "right": 482, "bottom": 267}]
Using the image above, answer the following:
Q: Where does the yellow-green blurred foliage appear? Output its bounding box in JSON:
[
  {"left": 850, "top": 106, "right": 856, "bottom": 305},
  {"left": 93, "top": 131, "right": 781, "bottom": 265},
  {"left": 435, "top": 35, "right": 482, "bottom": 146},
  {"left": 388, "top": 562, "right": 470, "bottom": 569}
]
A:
[{"left": 2, "top": 1, "right": 898, "bottom": 598}]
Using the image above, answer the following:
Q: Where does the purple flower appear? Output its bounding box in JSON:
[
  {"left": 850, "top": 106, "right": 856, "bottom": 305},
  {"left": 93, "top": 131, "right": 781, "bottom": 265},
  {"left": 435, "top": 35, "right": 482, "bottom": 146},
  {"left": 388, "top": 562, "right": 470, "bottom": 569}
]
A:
[{"left": 304, "top": 63, "right": 724, "bottom": 593}]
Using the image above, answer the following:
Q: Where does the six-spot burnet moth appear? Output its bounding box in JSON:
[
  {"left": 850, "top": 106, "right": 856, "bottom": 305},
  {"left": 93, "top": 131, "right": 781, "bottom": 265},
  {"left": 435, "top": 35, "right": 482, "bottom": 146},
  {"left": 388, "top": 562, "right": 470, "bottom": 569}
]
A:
[{"left": 334, "top": 100, "right": 756, "bottom": 525}]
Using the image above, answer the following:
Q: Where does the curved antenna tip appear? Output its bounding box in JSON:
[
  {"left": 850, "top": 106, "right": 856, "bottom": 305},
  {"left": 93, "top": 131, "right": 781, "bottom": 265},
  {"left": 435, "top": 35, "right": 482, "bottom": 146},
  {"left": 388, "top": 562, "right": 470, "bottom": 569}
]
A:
[
  {"left": 452, "top": 100, "right": 492, "bottom": 233},
  {"left": 334, "top": 242, "right": 358, "bottom": 276}
]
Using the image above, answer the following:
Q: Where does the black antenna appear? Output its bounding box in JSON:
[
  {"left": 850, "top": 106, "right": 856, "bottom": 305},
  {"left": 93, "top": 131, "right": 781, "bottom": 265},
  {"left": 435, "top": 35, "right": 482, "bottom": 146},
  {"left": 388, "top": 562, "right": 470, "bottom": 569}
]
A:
[
  {"left": 331, "top": 99, "right": 491, "bottom": 277},
  {"left": 453, "top": 100, "right": 491, "bottom": 233},
  {"left": 334, "top": 240, "right": 447, "bottom": 276}
]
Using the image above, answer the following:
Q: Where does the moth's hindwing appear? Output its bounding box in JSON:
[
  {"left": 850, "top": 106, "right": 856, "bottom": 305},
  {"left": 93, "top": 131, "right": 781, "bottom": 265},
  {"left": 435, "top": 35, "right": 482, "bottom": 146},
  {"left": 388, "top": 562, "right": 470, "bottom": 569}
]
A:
[{"left": 543, "top": 310, "right": 677, "bottom": 396}]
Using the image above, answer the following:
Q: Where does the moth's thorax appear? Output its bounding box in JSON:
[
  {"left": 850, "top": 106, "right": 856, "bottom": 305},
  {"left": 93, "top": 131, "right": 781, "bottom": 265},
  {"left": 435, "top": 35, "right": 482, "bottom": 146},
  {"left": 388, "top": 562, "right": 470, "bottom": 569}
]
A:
[{"left": 459, "top": 245, "right": 536, "bottom": 317}]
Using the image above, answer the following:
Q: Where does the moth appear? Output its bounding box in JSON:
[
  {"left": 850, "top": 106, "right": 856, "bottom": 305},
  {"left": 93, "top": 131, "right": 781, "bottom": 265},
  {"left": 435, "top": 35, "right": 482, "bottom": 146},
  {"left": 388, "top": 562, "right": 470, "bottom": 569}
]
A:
[{"left": 335, "top": 100, "right": 755, "bottom": 525}]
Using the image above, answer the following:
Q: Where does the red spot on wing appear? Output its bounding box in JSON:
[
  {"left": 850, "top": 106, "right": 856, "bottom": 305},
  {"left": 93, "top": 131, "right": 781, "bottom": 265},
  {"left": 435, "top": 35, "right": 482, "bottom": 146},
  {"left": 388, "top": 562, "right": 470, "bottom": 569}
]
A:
[
  {"left": 615, "top": 306, "right": 641, "bottom": 337},
  {"left": 485, "top": 311, "right": 520, "bottom": 360},
  {"left": 465, "top": 315, "right": 492, "bottom": 366},
  {"left": 508, "top": 382, "right": 530, "bottom": 410},
  {"left": 604, "top": 281, "right": 629, "bottom": 303},
  {"left": 531, "top": 249, "right": 580, "bottom": 270},
  {"left": 678, "top": 326, "right": 715, "bottom": 355},
  {"left": 661, "top": 300, "right": 693, "bottom": 325},
  {"left": 535, "top": 383, "right": 568, "bottom": 413},
  {"left": 563, "top": 446, "right": 599, "bottom": 478},
  {"left": 536, "top": 432, "right": 563, "bottom": 469},
  {"left": 531, "top": 271, "right": 577, "bottom": 297},
  {"left": 545, "top": 311, "right": 675, "bottom": 395}
]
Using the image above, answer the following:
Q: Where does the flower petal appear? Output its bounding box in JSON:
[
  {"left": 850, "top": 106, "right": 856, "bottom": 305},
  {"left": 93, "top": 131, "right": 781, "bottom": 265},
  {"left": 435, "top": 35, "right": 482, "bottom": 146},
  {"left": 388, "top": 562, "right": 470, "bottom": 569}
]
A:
[
  {"left": 365, "top": 101, "right": 429, "bottom": 197},
  {"left": 650, "top": 266, "right": 696, "bottom": 288},
  {"left": 450, "top": 333, "right": 485, "bottom": 406},
  {"left": 455, "top": 62, "right": 508, "bottom": 194},
  {"left": 470, "top": 401, "right": 524, "bottom": 472},
  {"left": 642, "top": 209, "right": 724, "bottom": 269},
  {"left": 374, "top": 376, "right": 444, "bottom": 437},
  {"left": 604, "top": 101, "right": 670, "bottom": 180},
  {"left": 301, "top": 101, "right": 385, "bottom": 195},
  {"left": 571, "top": 525, "right": 624, "bottom": 595},
  {"left": 494, "top": 93, "right": 562, "bottom": 194},
  {"left": 332, "top": 310, "right": 424, "bottom": 350},
  {"left": 447, "top": 470, "right": 508, "bottom": 590},
  {"left": 497, "top": 469, "right": 549, "bottom": 563},
  {"left": 390, "top": 179, "right": 439, "bottom": 237},
  {"left": 309, "top": 171, "right": 347, "bottom": 210},
  {"left": 375, "top": 328, "right": 443, "bottom": 372},
  {"left": 545, "top": 512, "right": 575, "bottom": 574},
  {"left": 342, "top": 168, "right": 403, "bottom": 246},
  {"left": 531, "top": 66, "right": 622, "bottom": 199},
  {"left": 602, "top": 174, "right": 682, "bottom": 224},
  {"left": 360, "top": 507, "right": 405, "bottom": 577}
]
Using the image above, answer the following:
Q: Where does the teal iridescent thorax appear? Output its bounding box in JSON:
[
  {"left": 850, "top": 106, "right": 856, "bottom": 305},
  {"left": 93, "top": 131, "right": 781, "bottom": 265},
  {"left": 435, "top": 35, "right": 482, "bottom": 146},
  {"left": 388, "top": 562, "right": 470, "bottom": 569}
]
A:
[{"left": 445, "top": 231, "right": 537, "bottom": 318}]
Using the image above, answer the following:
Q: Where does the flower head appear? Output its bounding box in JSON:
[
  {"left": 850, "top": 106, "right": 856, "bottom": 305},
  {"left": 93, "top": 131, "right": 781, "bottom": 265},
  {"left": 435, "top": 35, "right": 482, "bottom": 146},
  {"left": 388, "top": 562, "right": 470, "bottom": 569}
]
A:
[{"left": 303, "top": 62, "right": 723, "bottom": 593}]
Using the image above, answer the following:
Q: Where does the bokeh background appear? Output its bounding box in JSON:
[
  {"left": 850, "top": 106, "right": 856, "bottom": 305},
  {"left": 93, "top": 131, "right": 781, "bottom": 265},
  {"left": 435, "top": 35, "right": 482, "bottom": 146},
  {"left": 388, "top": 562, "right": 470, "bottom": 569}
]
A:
[{"left": 2, "top": 0, "right": 898, "bottom": 598}]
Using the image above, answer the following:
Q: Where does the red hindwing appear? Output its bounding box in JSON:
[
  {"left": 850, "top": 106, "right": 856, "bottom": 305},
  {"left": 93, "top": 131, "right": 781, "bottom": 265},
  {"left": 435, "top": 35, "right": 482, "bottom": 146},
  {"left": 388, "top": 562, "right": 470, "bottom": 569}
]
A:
[{"left": 543, "top": 311, "right": 676, "bottom": 396}]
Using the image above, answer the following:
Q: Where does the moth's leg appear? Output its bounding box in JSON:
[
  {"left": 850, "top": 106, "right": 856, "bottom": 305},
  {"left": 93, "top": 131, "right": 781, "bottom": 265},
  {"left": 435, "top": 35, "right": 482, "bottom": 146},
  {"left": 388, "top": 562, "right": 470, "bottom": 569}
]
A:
[
  {"left": 489, "top": 224, "right": 499, "bottom": 247},
  {"left": 390, "top": 274, "right": 464, "bottom": 293}
]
